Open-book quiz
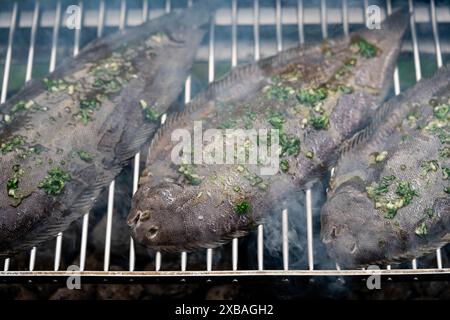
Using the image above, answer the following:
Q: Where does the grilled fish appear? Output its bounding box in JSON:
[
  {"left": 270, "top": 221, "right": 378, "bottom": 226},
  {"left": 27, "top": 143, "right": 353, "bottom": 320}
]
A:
[
  {"left": 0, "top": 2, "right": 216, "bottom": 257},
  {"left": 321, "top": 65, "right": 450, "bottom": 268},
  {"left": 127, "top": 11, "right": 408, "bottom": 252}
]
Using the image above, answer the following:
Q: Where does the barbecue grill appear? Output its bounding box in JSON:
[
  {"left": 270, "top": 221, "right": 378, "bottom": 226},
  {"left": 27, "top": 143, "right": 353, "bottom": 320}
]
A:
[{"left": 1, "top": 0, "right": 450, "bottom": 285}]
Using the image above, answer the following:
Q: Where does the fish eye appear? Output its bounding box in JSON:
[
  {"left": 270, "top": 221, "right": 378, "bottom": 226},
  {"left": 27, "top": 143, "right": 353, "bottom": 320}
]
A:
[
  {"left": 140, "top": 210, "right": 151, "bottom": 221},
  {"left": 146, "top": 226, "right": 160, "bottom": 239}
]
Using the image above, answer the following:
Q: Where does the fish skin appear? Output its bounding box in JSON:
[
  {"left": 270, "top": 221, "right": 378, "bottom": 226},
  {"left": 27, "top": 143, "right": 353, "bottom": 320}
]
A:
[
  {"left": 321, "top": 65, "right": 450, "bottom": 268},
  {"left": 128, "top": 11, "right": 409, "bottom": 253},
  {"left": 0, "top": 2, "right": 217, "bottom": 257}
]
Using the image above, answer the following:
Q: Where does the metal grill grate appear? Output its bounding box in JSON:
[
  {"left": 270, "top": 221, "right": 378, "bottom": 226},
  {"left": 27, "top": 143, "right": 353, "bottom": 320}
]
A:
[{"left": 1, "top": 0, "right": 450, "bottom": 282}]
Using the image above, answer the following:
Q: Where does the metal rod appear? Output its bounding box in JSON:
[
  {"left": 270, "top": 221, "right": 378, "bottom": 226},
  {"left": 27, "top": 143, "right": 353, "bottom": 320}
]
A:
[
  {"left": 25, "top": 1, "right": 40, "bottom": 82},
  {"left": 254, "top": 0, "right": 260, "bottom": 60},
  {"left": 253, "top": 0, "right": 263, "bottom": 271},
  {"left": 206, "top": 248, "right": 213, "bottom": 272},
  {"left": 129, "top": 152, "right": 140, "bottom": 272},
  {"left": 409, "top": 0, "right": 422, "bottom": 82},
  {"left": 29, "top": 247, "right": 36, "bottom": 271},
  {"left": 73, "top": 1, "right": 83, "bottom": 57},
  {"left": 103, "top": 181, "right": 115, "bottom": 271},
  {"left": 79, "top": 213, "right": 89, "bottom": 272},
  {"left": 80, "top": 0, "right": 106, "bottom": 273},
  {"left": 386, "top": 1, "right": 401, "bottom": 96},
  {"left": 282, "top": 209, "right": 289, "bottom": 271},
  {"left": 3, "top": 268, "right": 450, "bottom": 277},
  {"left": 342, "top": 0, "right": 348, "bottom": 37},
  {"left": 257, "top": 225, "right": 264, "bottom": 271},
  {"left": 3, "top": 259, "right": 9, "bottom": 272},
  {"left": 97, "top": 0, "right": 105, "bottom": 38},
  {"left": 181, "top": 252, "right": 187, "bottom": 272},
  {"left": 49, "top": 1, "right": 61, "bottom": 73},
  {"left": 128, "top": 0, "right": 150, "bottom": 274},
  {"left": 430, "top": 0, "right": 443, "bottom": 69},
  {"left": 363, "top": 0, "right": 368, "bottom": 26},
  {"left": 205, "top": 11, "right": 216, "bottom": 273},
  {"left": 275, "top": 0, "right": 282, "bottom": 52},
  {"left": 297, "top": 0, "right": 304, "bottom": 44},
  {"left": 142, "top": 0, "right": 148, "bottom": 23},
  {"left": 103, "top": 0, "right": 127, "bottom": 273},
  {"left": 430, "top": 0, "right": 444, "bottom": 270},
  {"left": 119, "top": 0, "right": 126, "bottom": 31},
  {"left": 231, "top": 0, "right": 239, "bottom": 272},
  {"left": 208, "top": 16, "right": 215, "bottom": 84},
  {"left": 409, "top": 0, "right": 422, "bottom": 270},
  {"left": 306, "top": 189, "right": 314, "bottom": 270},
  {"left": 53, "top": 233, "right": 62, "bottom": 271},
  {"left": 320, "top": 0, "right": 327, "bottom": 39},
  {"left": 0, "top": 1, "right": 18, "bottom": 104},
  {"left": 155, "top": 251, "right": 161, "bottom": 271},
  {"left": 231, "top": 0, "right": 238, "bottom": 67},
  {"left": 165, "top": 0, "right": 171, "bottom": 14},
  {"left": 180, "top": 0, "right": 193, "bottom": 271}
]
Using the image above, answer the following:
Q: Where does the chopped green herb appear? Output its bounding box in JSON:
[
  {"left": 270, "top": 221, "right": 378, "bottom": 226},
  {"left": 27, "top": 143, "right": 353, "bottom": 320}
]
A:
[
  {"left": 76, "top": 109, "right": 92, "bottom": 125},
  {"left": 6, "top": 165, "right": 24, "bottom": 206},
  {"left": 77, "top": 150, "right": 93, "bottom": 163},
  {"left": 351, "top": 37, "right": 378, "bottom": 58},
  {"left": 309, "top": 113, "right": 330, "bottom": 130},
  {"left": 306, "top": 151, "right": 315, "bottom": 159},
  {"left": 267, "top": 110, "right": 285, "bottom": 130},
  {"left": 1, "top": 135, "right": 26, "bottom": 154},
  {"left": 366, "top": 176, "right": 418, "bottom": 219},
  {"left": 233, "top": 186, "right": 241, "bottom": 193},
  {"left": 266, "top": 83, "right": 294, "bottom": 101},
  {"left": 415, "top": 221, "right": 427, "bottom": 236},
  {"left": 374, "top": 151, "right": 388, "bottom": 163},
  {"left": 79, "top": 99, "right": 99, "bottom": 110},
  {"left": 366, "top": 175, "right": 396, "bottom": 199},
  {"left": 297, "top": 87, "right": 328, "bottom": 106},
  {"left": 43, "top": 78, "right": 68, "bottom": 92},
  {"left": 140, "top": 100, "right": 159, "bottom": 122},
  {"left": 433, "top": 104, "right": 449, "bottom": 120},
  {"left": 38, "top": 167, "right": 71, "bottom": 195},
  {"left": 280, "top": 159, "right": 289, "bottom": 173},
  {"left": 443, "top": 167, "right": 450, "bottom": 180},
  {"left": 338, "top": 85, "right": 353, "bottom": 94},
  {"left": 11, "top": 100, "right": 27, "bottom": 114},
  {"left": 420, "top": 160, "right": 439, "bottom": 177},
  {"left": 425, "top": 208, "right": 434, "bottom": 218},
  {"left": 280, "top": 133, "right": 301, "bottom": 156},
  {"left": 395, "top": 181, "right": 419, "bottom": 206},
  {"left": 445, "top": 187, "right": 450, "bottom": 194},
  {"left": 234, "top": 200, "right": 251, "bottom": 215},
  {"left": 439, "top": 147, "right": 450, "bottom": 158},
  {"left": 178, "top": 164, "right": 202, "bottom": 185}
]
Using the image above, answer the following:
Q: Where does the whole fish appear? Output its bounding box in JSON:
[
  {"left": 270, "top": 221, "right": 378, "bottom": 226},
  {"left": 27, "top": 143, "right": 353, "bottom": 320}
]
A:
[
  {"left": 0, "top": 2, "right": 216, "bottom": 257},
  {"left": 128, "top": 11, "right": 408, "bottom": 252},
  {"left": 321, "top": 65, "right": 450, "bottom": 268}
]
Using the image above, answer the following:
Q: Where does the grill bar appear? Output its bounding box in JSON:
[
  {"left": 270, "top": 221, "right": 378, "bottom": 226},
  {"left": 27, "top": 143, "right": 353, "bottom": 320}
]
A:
[
  {"left": 254, "top": 0, "right": 264, "bottom": 272},
  {"left": 3, "top": 268, "right": 450, "bottom": 278},
  {"left": 231, "top": 0, "right": 239, "bottom": 272},
  {"left": 0, "top": 1, "right": 17, "bottom": 104},
  {"left": 0, "top": 0, "right": 449, "bottom": 279}
]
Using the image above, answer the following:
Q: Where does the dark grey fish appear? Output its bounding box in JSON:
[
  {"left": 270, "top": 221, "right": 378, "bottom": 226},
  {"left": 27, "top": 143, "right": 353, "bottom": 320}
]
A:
[
  {"left": 321, "top": 65, "right": 450, "bottom": 268},
  {"left": 128, "top": 11, "right": 408, "bottom": 252},
  {"left": 0, "top": 2, "right": 217, "bottom": 257}
]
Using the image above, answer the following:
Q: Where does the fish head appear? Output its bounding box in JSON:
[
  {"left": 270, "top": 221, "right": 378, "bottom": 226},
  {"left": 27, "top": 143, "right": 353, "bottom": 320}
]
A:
[
  {"left": 321, "top": 177, "right": 384, "bottom": 268},
  {"left": 127, "top": 182, "right": 194, "bottom": 251}
]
